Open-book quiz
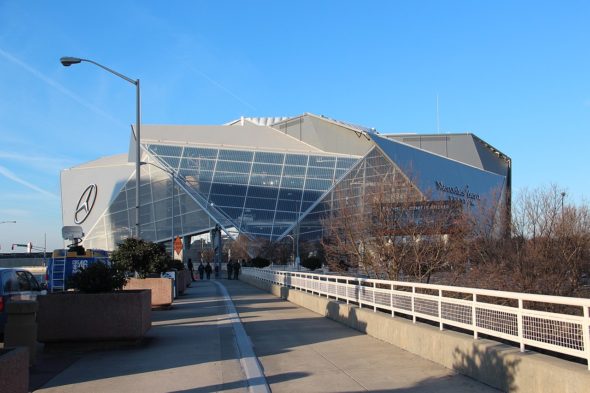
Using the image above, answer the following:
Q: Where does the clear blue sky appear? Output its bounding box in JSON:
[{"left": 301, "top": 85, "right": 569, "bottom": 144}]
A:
[{"left": 0, "top": 1, "right": 589, "bottom": 252}]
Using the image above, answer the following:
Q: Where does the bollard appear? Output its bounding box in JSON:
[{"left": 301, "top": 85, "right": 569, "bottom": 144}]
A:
[{"left": 4, "top": 300, "right": 38, "bottom": 366}]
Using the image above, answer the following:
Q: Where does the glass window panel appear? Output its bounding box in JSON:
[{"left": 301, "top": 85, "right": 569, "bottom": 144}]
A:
[
  {"left": 216, "top": 160, "right": 252, "bottom": 174},
  {"left": 335, "top": 169, "right": 348, "bottom": 179},
  {"left": 305, "top": 178, "right": 333, "bottom": 191},
  {"left": 139, "top": 223, "right": 156, "bottom": 242},
  {"left": 337, "top": 157, "right": 359, "bottom": 169},
  {"left": 147, "top": 144, "right": 182, "bottom": 157},
  {"left": 285, "top": 154, "right": 308, "bottom": 166},
  {"left": 247, "top": 186, "right": 278, "bottom": 199},
  {"left": 250, "top": 175, "right": 280, "bottom": 187},
  {"left": 249, "top": 209, "right": 276, "bottom": 221},
  {"left": 181, "top": 211, "right": 211, "bottom": 233},
  {"left": 246, "top": 226, "right": 273, "bottom": 236},
  {"left": 139, "top": 203, "right": 154, "bottom": 224},
  {"left": 300, "top": 201, "right": 315, "bottom": 212},
  {"left": 218, "top": 149, "right": 254, "bottom": 162},
  {"left": 254, "top": 151, "right": 284, "bottom": 164},
  {"left": 210, "top": 194, "right": 245, "bottom": 208},
  {"left": 283, "top": 166, "right": 306, "bottom": 177},
  {"left": 213, "top": 172, "right": 249, "bottom": 185},
  {"left": 280, "top": 177, "right": 304, "bottom": 189},
  {"left": 139, "top": 184, "right": 152, "bottom": 204},
  {"left": 178, "top": 193, "right": 199, "bottom": 215},
  {"left": 183, "top": 147, "right": 218, "bottom": 159},
  {"left": 274, "top": 211, "right": 297, "bottom": 222},
  {"left": 155, "top": 218, "right": 172, "bottom": 240},
  {"left": 151, "top": 179, "right": 171, "bottom": 202},
  {"left": 279, "top": 189, "right": 302, "bottom": 200},
  {"left": 302, "top": 190, "right": 323, "bottom": 202},
  {"left": 180, "top": 158, "right": 215, "bottom": 171},
  {"left": 210, "top": 183, "right": 247, "bottom": 196},
  {"left": 196, "top": 181, "right": 212, "bottom": 196},
  {"left": 219, "top": 207, "right": 243, "bottom": 220},
  {"left": 153, "top": 199, "right": 171, "bottom": 221},
  {"left": 309, "top": 155, "right": 336, "bottom": 168},
  {"left": 158, "top": 157, "right": 180, "bottom": 169},
  {"left": 245, "top": 197, "right": 276, "bottom": 210},
  {"left": 109, "top": 190, "right": 128, "bottom": 213},
  {"left": 252, "top": 163, "right": 282, "bottom": 176},
  {"left": 276, "top": 199, "right": 300, "bottom": 212},
  {"left": 306, "top": 167, "right": 335, "bottom": 179}
]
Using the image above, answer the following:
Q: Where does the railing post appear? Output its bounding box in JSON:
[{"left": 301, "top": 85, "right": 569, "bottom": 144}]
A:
[
  {"left": 346, "top": 279, "right": 350, "bottom": 305},
  {"left": 583, "top": 305, "right": 590, "bottom": 371},
  {"left": 412, "top": 286, "right": 416, "bottom": 324},
  {"left": 518, "top": 298, "right": 525, "bottom": 352},
  {"left": 373, "top": 282, "right": 377, "bottom": 312},
  {"left": 358, "top": 281, "right": 362, "bottom": 309},
  {"left": 438, "top": 289, "right": 443, "bottom": 331},
  {"left": 390, "top": 283, "right": 395, "bottom": 317},
  {"left": 472, "top": 293, "right": 478, "bottom": 340}
]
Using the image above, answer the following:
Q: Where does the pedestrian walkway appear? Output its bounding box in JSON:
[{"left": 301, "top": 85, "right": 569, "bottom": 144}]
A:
[{"left": 33, "top": 279, "right": 499, "bottom": 392}]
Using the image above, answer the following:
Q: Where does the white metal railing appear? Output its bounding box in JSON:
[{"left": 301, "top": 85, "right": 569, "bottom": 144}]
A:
[{"left": 242, "top": 267, "right": 590, "bottom": 369}]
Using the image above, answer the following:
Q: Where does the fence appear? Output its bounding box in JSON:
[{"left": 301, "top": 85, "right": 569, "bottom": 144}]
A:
[{"left": 242, "top": 268, "right": 590, "bottom": 369}]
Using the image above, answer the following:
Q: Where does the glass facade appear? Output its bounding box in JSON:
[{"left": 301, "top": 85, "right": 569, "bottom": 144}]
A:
[
  {"left": 82, "top": 144, "right": 360, "bottom": 249},
  {"left": 76, "top": 116, "right": 508, "bottom": 251}
]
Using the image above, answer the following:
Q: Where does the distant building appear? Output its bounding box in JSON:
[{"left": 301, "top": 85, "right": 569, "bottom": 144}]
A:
[{"left": 60, "top": 113, "right": 510, "bottom": 251}]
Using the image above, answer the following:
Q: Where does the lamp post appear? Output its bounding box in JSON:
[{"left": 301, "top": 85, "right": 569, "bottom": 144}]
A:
[
  {"left": 285, "top": 234, "right": 295, "bottom": 268},
  {"left": 0, "top": 221, "right": 16, "bottom": 224},
  {"left": 561, "top": 192, "right": 566, "bottom": 213},
  {"left": 140, "top": 161, "right": 175, "bottom": 258},
  {"left": 60, "top": 56, "right": 141, "bottom": 239}
]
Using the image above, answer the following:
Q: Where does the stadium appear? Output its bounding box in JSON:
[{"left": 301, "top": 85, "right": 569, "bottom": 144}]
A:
[{"left": 60, "top": 113, "right": 511, "bottom": 255}]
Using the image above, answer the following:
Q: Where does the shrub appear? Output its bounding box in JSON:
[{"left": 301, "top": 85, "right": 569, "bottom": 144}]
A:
[
  {"left": 251, "top": 256, "right": 271, "bottom": 268},
  {"left": 68, "top": 262, "right": 128, "bottom": 293},
  {"left": 301, "top": 256, "right": 322, "bottom": 271},
  {"left": 111, "top": 238, "right": 175, "bottom": 278}
]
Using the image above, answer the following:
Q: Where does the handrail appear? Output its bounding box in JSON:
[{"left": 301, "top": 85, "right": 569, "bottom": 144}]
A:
[{"left": 242, "top": 267, "right": 590, "bottom": 370}]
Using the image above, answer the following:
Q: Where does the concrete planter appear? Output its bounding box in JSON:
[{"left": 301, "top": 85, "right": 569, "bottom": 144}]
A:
[
  {"left": 175, "top": 270, "right": 191, "bottom": 294},
  {"left": 124, "top": 278, "right": 173, "bottom": 307},
  {"left": 37, "top": 290, "right": 151, "bottom": 343},
  {"left": 0, "top": 347, "right": 28, "bottom": 393}
]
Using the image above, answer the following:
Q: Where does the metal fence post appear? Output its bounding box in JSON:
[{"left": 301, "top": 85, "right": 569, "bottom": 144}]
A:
[
  {"left": 518, "top": 298, "right": 525, "bottom": 352},
  {"left": 583, "top": 305, "right": 590, "bottom": 370},
  {"left": 473, "top": 293, "right": 478, "bottom": 340},
  {"left": 438, "top": 289, "right": 443, "bottom": 331},
  {"left": 412, "top": 286, "right": 416, "bottom": 324}
]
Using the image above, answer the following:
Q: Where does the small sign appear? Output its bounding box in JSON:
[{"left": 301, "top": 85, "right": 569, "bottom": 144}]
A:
[{"left": 174, "top": 236, "right": 183, "bottom": 255}]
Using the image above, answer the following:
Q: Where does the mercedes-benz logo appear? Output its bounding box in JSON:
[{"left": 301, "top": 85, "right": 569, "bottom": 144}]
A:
[{"left": 74, "top": 184, "right": 98, "bottom": 224}]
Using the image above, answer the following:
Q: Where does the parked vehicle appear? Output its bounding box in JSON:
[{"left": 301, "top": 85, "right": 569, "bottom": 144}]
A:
[
  {"left": 45, "top": 248, "right": 110, "bottom": 292},
  {"left": 0, "top": 267, "right": 45, "bottom": 336}
]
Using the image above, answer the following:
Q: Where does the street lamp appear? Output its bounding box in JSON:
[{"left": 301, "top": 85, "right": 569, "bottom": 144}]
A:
[
  {"left": 285, "top": 234, "right": 295, "bottom": 268},
  {"left": 561, "top": 192, "right": 566, "bottom": 213},
  {"left": 140, "top": 161, "right": 176, "bottom": 258},
  {"left": 60, "top": 56, "right": 141, "bottom": 239},
  {"left": 0, "top": 221, "right": 16, "bottom": 224}
]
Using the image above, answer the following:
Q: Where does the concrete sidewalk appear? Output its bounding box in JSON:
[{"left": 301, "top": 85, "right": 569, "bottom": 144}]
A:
[
  {"left": 222, "top": 279, "right": 499, "bottom": 393},
  {"left": 32, "top": 279, "right": 499, "bottom": 392},
  {"left": 34, "top": 280, "right": 248, "bottom": 393}
]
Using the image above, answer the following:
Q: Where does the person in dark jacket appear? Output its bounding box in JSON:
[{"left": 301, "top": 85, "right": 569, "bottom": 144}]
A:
[
  {"left": 204, "top": 262, "right": 212, "bottom": 280},
  {"left": 187, "top": 258, "right": 195, "bottom": 282},
  {"left": 233, "top": 260, "right": 241, "bottom": 280},
  {"left": 227, "top": 260, "right": 234, "bottom": 280},
  {"left": 197, "top": 262, "right": 205, "bottom": 280}
]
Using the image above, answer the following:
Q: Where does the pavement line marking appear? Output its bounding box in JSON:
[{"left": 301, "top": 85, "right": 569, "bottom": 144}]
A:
[{"left": 215, "top": 281, "right": 271, "bottom": 393}]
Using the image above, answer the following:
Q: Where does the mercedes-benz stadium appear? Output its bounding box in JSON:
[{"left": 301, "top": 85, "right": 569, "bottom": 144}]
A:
[{"left": 60, "top": 113, "right": 511, "bottom": 253}]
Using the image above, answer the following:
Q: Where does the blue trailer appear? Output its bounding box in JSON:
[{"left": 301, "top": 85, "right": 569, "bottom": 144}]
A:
[{"left": 46, "top": 248, "right": 110, "bottom": 292}]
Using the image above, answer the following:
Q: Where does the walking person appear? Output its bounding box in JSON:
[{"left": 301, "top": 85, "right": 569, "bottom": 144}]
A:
[
  {"left": 227, "top": 260, "right": 233, "bottom": 280},
  {"left": 197, "top": 261, "right": 205, "bottom": 280},
  {"left": 204, "top": 262, "right": 212, "bottom": 280},
  {"left": 187, "top": 258, "right": 195, "bottom": 282},
  {"left": 233, "top": 259, "right": 241, "bottom": 280}
]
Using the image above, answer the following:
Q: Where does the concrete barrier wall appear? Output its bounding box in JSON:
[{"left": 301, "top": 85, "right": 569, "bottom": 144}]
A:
[{"left": 241, "top": 274, "right": 590, "bottom": 393}]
